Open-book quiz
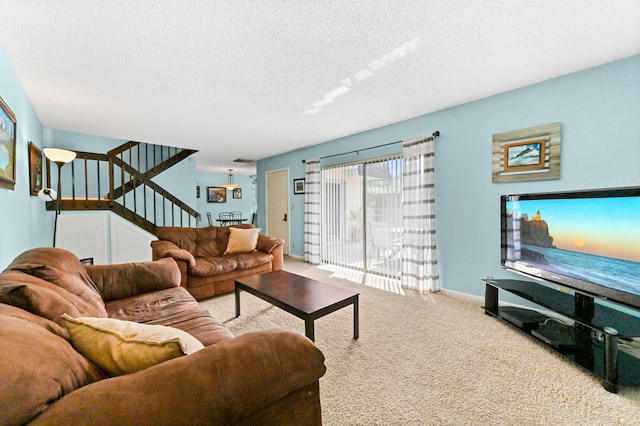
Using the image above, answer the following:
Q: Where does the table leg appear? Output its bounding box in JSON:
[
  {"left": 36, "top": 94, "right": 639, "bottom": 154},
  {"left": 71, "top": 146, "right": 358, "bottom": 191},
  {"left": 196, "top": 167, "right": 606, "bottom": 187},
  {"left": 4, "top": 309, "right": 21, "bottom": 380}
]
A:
[
  {"left": 603, "top": 327, "right": 619, "bottom": 392},
  {"left": 353, "top": 296, "right": 359, "bottom": 340},
  {"left": 235, "top": 287, "right": 241, "bottom": 317},
  {"left": 305, "top": 319, "right": 315, "bottom": 342}
]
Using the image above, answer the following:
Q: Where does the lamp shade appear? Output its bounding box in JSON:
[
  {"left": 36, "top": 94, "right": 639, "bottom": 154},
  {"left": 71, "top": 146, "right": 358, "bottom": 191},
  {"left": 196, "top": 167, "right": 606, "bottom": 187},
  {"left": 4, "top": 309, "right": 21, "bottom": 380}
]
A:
[
  {"left": 44, "top": 148, "right": 76, "bottom": 164},
  {"left": 223, "top": 168, "right": 238, "bottom": 190},
  {"left": 37, "top": 188, "right": 57, "bottom": 201}
]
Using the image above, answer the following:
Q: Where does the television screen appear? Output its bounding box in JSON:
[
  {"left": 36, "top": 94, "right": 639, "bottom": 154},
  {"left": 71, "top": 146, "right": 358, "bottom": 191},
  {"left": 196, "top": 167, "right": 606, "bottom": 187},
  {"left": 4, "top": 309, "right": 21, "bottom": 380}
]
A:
[{"left": 501, "top": 187, "right": 640, "bottom": 310}]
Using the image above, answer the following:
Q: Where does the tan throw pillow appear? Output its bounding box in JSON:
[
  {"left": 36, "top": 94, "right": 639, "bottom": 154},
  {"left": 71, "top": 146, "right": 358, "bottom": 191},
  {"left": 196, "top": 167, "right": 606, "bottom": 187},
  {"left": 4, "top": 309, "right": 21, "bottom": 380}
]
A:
[
  {"left": 61, "top": 314, "right": 204, "bottom": 376},
  {"left": 224, "top": 227, "right": 261, "bottom": 255}
]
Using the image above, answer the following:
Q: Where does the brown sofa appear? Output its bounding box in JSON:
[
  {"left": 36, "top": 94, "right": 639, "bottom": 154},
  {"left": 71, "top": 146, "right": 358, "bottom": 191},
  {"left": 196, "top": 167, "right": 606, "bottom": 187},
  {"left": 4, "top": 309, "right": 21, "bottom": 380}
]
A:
[
  {"left": 0, "top": 247, "right": 325, "bottom": 425},
  {"left": 151, "top": 224, "right": 284, "bottom": 300}
]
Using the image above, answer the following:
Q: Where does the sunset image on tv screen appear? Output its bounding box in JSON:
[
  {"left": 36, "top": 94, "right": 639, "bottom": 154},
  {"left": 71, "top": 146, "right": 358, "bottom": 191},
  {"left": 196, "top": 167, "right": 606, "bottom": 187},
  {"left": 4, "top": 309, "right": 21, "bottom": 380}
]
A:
[{"left": 505, "top": 194, "right": 640, "bottom": 297}]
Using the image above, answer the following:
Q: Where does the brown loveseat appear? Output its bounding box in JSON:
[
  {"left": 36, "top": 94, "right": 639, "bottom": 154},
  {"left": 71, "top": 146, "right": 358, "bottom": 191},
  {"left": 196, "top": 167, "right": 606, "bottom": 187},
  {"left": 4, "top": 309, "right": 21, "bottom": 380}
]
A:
[
  {"left": 151, "top": 224, "right": 284, "bottom": 300},
  {"left": 0, "top": 247, "right": 325, "bottom": 425}
]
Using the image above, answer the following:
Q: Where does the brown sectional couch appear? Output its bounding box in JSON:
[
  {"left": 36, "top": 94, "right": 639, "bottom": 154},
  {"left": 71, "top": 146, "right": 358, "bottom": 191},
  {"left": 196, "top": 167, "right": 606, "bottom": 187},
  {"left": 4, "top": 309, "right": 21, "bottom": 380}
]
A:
[
  {"left": 0, "top": 247, "right": 325, "bottom": 425},
  {"left": 151, "top": 224, "right": 285, "bottom": 300}
]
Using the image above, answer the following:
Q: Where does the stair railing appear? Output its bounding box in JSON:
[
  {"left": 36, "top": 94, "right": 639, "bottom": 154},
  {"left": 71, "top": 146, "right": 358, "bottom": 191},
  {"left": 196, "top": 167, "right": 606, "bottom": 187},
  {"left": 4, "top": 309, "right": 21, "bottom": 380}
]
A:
[{"left": 45, "top": 143, "right": 200, "bottom": 233}]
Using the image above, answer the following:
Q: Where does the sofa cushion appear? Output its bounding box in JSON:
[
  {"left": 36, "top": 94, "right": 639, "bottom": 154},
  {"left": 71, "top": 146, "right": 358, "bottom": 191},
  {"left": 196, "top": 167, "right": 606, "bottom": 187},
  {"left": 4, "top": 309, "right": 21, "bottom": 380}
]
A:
[
  {"left": 196, "top": 226, "right": 221, "bottom": 257},
  {"left": 0, "top": 307, "right": 106, "bottom": 426},
  {"left": 6, "top": 248, "right": 107, "bottom": 318},
  {"left": 62, "top": 314, "right": 204, "bottom": 376},
  {"left": 155, "top": 226, "right": 198, "bottom": 255},
  {"left": 0, "top": 302, "right": 69, "bottom": 339},
  {"left": 0, "top": 271, "right": 107, "bottom": 326},
  {"left": 226, "top": 251, "right": 274, "bottom": 270},
  {"left": 105, "top": 287, "right": 234, "bottom": 346},
  {"left": 191, "top": 256, "right": 238, "bottom": 277},
  {"left": 86, "top": 257, "right": 181, "bottom": 302},
  {"left": 224, "top": 227, "right": 261, "bottom": 254}
]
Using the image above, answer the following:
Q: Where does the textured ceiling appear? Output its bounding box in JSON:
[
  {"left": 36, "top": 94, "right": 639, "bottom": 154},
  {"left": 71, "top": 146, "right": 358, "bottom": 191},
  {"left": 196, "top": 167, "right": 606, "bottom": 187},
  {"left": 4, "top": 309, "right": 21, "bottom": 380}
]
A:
[{"left": 1, "top": 1, "right": 639, "bottom": 174}]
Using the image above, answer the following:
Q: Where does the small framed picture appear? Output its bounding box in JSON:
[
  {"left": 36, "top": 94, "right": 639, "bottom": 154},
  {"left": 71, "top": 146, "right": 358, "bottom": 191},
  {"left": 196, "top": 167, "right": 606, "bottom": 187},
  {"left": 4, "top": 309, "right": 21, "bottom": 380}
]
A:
[
  {"left": 207, "top": 186, "right": 226, "bottom": 203},
  {"left": 503, "top": 139, "right": 546, "bottom": 172},
  {"left": 232, "top": 187, "right": 242, "bottom": 199},
  {"left": 293, "top": 178, "right": 305, "bottom": 194},
  {"left": 28, "top": 142, "right": 43, "bottom": 196}
]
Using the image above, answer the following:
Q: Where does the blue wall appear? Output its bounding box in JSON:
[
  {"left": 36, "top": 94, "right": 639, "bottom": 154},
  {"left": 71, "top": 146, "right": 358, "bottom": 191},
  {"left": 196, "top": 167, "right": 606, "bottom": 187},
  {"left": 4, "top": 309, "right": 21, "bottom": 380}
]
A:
[
  {"left": 196, "top": 171, "right": 256, "bottom": 225},
  {"left": 0, "top": 45, "right": 49, "bottom": 268},
  {"left": 258, "top": 55, "right": 640, "bottom": 298}
]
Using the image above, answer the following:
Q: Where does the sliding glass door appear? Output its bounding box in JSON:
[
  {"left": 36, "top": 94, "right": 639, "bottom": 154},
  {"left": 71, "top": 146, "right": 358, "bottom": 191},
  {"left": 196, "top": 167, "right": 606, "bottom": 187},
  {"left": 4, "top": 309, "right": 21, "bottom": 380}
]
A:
[
  {"left": 321, "top": 155, "right": 403, "bottom": 278},
  {"left": 321, "top": 164, "right": 363, "bottom": 269},
  {"left": 364, "top": 157, "right": 403, "bottom": 277}
]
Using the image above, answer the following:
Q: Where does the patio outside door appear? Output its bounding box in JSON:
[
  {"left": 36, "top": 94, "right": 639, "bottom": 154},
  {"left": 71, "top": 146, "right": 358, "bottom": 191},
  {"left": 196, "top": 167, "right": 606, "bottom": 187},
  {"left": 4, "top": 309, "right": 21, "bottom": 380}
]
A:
[{"left": 321, "top": 155, "right": 403, "bottom": 278}]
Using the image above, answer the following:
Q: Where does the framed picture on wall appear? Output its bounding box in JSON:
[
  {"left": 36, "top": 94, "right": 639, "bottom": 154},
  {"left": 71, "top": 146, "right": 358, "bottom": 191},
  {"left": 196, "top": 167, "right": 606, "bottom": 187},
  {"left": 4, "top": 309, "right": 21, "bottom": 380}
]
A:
[
  {"left": 0, "top": 96, "right": 16, "bottom": 190},
  {"left": 28, "top": 142, "right": 43, "bottom": 195},
  {"left": 233, "top": 187, "right": 242, "bottom": 199},
  {"left": 207, "top": 186, "right": 226, "bottom": 203},
  {"left": 293, "top": 178, "right": 305, "bottom": 194},
  {"left": 492, "top": 122, "right": 561, "bottom": 183},
  {"left": 502, "top": 139, "right": 546, "bottom": 172}
]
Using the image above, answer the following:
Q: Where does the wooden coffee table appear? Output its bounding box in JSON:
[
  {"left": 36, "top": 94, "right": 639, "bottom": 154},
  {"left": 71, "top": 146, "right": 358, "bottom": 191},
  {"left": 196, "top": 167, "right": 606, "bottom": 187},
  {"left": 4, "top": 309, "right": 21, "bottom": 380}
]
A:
[{"left": 235, "top": 270, "right": 359, "bottom": 342}]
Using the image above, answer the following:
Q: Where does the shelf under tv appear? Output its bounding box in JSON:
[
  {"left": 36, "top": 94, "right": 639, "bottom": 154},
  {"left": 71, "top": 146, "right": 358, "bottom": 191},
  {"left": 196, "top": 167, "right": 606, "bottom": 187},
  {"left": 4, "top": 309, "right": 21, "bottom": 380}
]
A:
[{"left": 483, "top": 279, "right": 640, "bottom": 393}]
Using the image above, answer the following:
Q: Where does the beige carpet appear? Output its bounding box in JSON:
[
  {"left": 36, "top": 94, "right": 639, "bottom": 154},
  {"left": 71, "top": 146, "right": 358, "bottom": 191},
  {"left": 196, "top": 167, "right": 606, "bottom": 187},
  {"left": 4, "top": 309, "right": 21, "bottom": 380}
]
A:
[{"left": 200, "top": 258, "right": 640, "bottom": 425}]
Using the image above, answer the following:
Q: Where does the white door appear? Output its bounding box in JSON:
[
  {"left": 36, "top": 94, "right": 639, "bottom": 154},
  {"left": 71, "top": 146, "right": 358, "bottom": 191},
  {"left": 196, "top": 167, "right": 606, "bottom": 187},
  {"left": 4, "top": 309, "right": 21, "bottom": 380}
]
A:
[{"left": 266, "top": 169, "right": 290, "bottom": 255}]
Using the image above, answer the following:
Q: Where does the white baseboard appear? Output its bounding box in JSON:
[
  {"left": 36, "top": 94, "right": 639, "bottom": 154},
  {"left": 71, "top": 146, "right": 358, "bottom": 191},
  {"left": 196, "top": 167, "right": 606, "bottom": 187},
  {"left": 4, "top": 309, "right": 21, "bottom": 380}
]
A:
[
  {"left": 441, "top": 288, "right": 484, "bottom": 303},
  {"left": 285, "top": 253, "right": 305, "bottom": 260}
]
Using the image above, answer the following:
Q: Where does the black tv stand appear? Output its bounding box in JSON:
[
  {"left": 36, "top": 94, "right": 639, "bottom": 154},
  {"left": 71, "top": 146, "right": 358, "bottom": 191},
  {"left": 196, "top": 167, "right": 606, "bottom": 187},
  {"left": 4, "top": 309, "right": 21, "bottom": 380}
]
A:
[
  {"left": 484, "top": 279, "right": 640, "bottom": 393},
  {"left": 530, "top": 321, "right": 581, "bottom": 351}
]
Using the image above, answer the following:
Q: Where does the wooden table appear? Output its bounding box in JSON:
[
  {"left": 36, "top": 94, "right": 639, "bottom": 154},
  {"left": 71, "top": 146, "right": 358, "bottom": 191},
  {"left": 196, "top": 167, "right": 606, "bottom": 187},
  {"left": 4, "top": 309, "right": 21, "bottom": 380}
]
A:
[
  {"left": 216, "top": 218, "right": 247, "bottom": 226},
  {"left": 235, "top": 270, "right": 359, "bottom": 342}
]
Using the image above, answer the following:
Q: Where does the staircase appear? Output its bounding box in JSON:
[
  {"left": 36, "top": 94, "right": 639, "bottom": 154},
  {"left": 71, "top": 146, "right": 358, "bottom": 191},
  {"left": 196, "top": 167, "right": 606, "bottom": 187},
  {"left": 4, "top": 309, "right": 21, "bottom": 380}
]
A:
[{"left": 44, "top": 141, "right": 200, "bottom": 234}]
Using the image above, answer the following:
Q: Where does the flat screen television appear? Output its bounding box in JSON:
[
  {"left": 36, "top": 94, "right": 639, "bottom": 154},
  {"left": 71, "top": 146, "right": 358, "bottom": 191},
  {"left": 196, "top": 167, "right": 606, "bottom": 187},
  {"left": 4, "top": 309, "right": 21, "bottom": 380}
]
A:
[{"left": 501, "top": 186, "right": 640, "bottom": 312}]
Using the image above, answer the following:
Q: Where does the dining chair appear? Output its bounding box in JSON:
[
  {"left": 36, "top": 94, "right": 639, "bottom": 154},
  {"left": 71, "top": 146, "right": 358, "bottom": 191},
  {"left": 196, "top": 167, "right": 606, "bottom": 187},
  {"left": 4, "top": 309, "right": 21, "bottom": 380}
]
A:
[{"left": 219, "top": 212, "right": 233, "bottom": 224}]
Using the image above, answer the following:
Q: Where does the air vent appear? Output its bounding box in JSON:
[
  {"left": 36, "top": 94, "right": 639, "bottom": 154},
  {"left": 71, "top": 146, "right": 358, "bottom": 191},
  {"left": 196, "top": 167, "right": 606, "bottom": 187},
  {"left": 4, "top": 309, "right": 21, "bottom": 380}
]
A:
[{"left": 233, "top": 158, "right": 256, "bottom": 163}]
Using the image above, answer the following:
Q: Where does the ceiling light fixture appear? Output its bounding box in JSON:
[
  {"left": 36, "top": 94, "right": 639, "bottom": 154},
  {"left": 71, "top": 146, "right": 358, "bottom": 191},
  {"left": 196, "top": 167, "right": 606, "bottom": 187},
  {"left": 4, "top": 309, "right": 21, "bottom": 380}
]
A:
[{"left": 222, "top": 168, "right": 238, "bottom": 190}]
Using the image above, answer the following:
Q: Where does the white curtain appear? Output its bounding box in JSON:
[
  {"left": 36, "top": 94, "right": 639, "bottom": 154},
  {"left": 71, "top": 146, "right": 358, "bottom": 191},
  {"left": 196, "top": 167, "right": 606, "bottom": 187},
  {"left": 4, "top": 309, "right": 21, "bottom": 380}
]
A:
[
  {"left": 304, "top": 159, "right": 321, "bottom": 264},
  {"left": 401, "top": 137, "right": 440, "bottom": 293}
]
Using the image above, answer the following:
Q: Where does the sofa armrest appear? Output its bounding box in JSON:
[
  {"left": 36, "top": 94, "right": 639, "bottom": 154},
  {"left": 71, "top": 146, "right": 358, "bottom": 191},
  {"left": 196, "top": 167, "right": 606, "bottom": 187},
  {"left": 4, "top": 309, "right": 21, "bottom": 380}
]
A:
[
  {"left": 85, "top": 258, "right": 182, "bottom": 301},
  {"left": 257, "top": 235, "right": 285, "bottom": 271},
  {"left": 151, "top": 240, "right": 196, "bottom": 269},
  {"left": 271, "top": 242, "right": 284, "bottom": 271},
  {"left": 256, "top": 234, "right": 284, "bottom": 254},
  {"left": 30, "top": 330, "right": 326, "bottom": 426}
]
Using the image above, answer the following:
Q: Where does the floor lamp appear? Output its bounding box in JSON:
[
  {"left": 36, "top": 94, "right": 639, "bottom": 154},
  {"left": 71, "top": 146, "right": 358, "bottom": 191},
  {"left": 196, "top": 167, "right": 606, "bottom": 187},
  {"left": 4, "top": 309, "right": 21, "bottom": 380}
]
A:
[{"left": 42, "top": 148, "right": 76, "bottom": 247}]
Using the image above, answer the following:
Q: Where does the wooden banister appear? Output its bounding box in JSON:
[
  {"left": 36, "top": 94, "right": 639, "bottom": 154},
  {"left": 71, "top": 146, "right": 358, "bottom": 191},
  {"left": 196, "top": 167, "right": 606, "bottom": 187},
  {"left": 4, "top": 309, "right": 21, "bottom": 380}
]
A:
[{"left": 44, "top": 142, "right": 200, "bottom": 233}]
